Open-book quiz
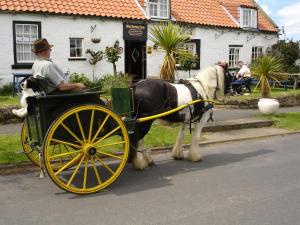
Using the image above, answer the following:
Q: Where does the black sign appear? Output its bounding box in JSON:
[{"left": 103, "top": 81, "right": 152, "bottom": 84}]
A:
[{"left": 123, "top": 22, "right": 147, "bottom": 41}]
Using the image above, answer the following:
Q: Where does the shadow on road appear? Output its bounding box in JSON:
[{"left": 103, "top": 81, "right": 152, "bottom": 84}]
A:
[{"left": 67, "top": 148, "right": 274, "bottom": 199}]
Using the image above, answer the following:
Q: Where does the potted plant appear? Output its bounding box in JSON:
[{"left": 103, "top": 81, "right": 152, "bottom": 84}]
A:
[
  {"left": 150, "top": 21, "right": 191, "bottom": 82},
  {"left": 250, "top": 55, "right": 284, "bottom": 114}
]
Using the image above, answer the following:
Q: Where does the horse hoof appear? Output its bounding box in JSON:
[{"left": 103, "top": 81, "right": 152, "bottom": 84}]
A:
[
  {"left": 148, "top": 160, "right": 155, "bottom": 166},
  {"left": 187, "top": 153, "right": 203, "bottom": 162},
  {"left": 172, "top": 156, "right": 184, "bottom": 160}
]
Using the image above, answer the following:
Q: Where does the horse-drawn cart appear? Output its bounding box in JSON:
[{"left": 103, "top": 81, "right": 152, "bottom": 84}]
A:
[{"left": 20, "top": 65, "right": 227, "bottom": 195}]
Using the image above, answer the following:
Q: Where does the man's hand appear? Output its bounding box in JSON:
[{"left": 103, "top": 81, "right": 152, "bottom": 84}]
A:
[{"left": 74, "top": 83, "right": 86, "bottom": 92}]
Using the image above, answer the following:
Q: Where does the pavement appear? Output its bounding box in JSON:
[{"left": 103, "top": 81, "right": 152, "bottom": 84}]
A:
[{"left": 0, "top": 106, "right": 300, "bottom": 174}]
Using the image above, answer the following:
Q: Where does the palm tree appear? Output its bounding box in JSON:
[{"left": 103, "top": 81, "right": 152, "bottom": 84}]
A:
[
  {"left": 250, "top": 55, "right": 284, "bottom": 98},
  {"left": 150, "top": 21, "right": 191, "bottom": 81}
]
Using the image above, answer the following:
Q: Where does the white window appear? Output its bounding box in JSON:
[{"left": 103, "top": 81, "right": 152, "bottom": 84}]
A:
[
  {"left": 149, "top": 0, "right": 169, "bottom": 19},
  {"left": 252, "top": 46, "right": 263, "bottom": 61},
  {"left": 229, "top": 46, "right": 241, "bottom": 68},
  {"left": 14, "top": 23, "right": 40, "bottom": 63},
  {"left": 70, "top": 38, "right": 83, "bottom": 58},
  {"left": 240, "top": 8, "right": 258, "bottom": 29}
]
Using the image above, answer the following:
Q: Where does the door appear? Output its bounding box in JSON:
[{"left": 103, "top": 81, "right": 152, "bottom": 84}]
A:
[{"left": 125, "top": 40, "right": 146, "bottom": 81}]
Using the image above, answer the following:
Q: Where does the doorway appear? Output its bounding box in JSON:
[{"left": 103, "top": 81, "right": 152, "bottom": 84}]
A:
[{"left": 125, "top": 40, "right": 146, "bottom": 81}]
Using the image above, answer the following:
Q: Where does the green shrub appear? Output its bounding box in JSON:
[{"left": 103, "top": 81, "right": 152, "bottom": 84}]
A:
[
  {"left": 99, "top": 72, "right": 132, "bottom": 94},
  {"left": 68, "top": 73, "right": 93, "bottom": 87},
  {"left": 0, "top": 83, "right": 13, "bottom": 96}
]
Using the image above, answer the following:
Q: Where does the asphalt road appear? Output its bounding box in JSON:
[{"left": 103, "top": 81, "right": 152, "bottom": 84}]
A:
[{"left": 1, "top": 134, "right": 300, "bottom": 225}]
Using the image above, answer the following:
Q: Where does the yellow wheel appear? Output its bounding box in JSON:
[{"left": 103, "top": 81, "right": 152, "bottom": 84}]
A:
[
  {"left": 43, "top": 105, "right": 129, "bottom": 194},
  {"left": 21, "top": 122, "right": 40, "bottom": 167}
]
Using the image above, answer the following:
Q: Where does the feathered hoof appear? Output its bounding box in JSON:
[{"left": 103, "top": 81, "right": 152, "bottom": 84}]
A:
[
  {"left": 171, "top": 149, "right": 184, "bottom": 160},
  {"left": 132, "top": 153, "right": 149, "bottom": 170},
  {"left": 172, "top": 155, "right": 184, "bottom": 160},
  {"left": 187, "top": 152, "right": 203, "bottom": 162}
]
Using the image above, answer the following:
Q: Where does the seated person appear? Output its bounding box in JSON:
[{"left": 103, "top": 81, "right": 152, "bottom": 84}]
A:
[
  {"left": 232, "top": 60, "right": 252, "bottom": 94},
  {"left": 32, "top": 38, "right": 86, "bottom": 94}
]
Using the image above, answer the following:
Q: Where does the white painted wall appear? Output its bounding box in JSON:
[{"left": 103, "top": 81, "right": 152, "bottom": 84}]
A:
[
  {"left": 0, "top": 12, "right": 278, "bottom": 85},
  {"left": 0, "top": 12, "right": 125, "bottom": 85}
]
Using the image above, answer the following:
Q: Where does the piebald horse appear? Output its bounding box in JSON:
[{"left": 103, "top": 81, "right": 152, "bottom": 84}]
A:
[{"left": 130, "top": 64, "right": 231, "bottom": 170}]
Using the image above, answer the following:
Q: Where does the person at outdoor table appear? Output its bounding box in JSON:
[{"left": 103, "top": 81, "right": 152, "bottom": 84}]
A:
[
  {"left": 232, "top": 60, "right": 252, "bottom": 94},
  {"left": 32, "top": 38, "right": 86, "bottom": 94}
]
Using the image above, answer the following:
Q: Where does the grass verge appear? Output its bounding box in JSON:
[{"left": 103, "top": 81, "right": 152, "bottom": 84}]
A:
[
  {"left": 0, "top": 96, "right": 20, "bottom": 108},
  {"left": 0, "top": 123, "right": 193, "bottom": 165},
  {"left": 259, "top": 112, "right": 300, "bottom": 131}
]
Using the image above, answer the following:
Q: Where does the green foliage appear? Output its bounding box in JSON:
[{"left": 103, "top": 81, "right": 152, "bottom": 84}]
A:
[
  {"left": 104, "top": 46, "right": 122, "bottom": 76},
  {"left": 150, "top": 21, "right": 191, "bottom": 81},
  {"left": 271, "top": 40, "right": 300, "bottom": 73},
  {"left": 69, "top": 73, "right": 93, "bottom": 87},
  {"left": 99, "top": 72, "right": 132, "bottom": 94},
  {"left": 0, "top": 83, "right": 13, "bottom": 96},
  {"left": 250, "top": 55, "right": 284, "bottom": 98},
  {"left": 86, "top": 49, "right": 104, "bottom": 82},
  {"left": 178, "top": 52, "right": 199, "bottom": 76}
]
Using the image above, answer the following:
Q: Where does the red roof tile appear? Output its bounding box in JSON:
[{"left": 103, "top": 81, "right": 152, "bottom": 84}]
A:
[
  {"left": 0, "top": 0, "right": 277, "bottom": 32},
  {"left": 0, "top": 0, "right": 146, "bottom": 20}
]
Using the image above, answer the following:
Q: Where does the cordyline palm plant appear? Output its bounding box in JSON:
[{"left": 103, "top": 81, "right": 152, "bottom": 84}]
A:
[
  {"left": 250, "top": 55, "right": 284, "bottom": 98},
  {"left": 150, "top": 21, "right": 191, "bottom": 81}
]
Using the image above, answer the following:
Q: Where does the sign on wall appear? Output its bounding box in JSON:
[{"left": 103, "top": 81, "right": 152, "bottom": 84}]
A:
[{"left": 123, "top": 22, "right": 147, "bottom": 41}]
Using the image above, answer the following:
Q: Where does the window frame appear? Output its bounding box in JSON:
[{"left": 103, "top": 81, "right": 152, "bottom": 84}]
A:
[
  {"left": 12, "top": 21, "right": 41, "bottom": 69},
  {"left": 240, "top": 7, "right": 258, "bottom": 29},
  {"left": 251, "top": 46, "right": 263, "bottom": 62},
  {"left": 228, "top": 45, "right": 242, "bottom": 69},
  {"left": 149, "top": 0, "right": 170, "bottom": 19},
  {"left": 69, "top": 37, "right": 86, "bottom": 61}
]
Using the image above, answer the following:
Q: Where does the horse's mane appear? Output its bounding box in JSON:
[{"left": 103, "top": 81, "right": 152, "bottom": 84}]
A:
[{"left": 193, "top": 65, "right": 225, "bottom": 100}]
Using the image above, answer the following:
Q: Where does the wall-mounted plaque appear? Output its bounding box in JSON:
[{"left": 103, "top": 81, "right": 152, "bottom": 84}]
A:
[{"left": 123, "top": 22, "right": 147, "bottom": 41}]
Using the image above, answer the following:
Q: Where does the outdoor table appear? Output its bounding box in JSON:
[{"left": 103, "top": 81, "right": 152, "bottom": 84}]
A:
[
  {"left": 12, "top": 73, "right": 32, "bottom": 97},
  {"left": 288, "top": 74, "right": 300, "bottom": 91}
]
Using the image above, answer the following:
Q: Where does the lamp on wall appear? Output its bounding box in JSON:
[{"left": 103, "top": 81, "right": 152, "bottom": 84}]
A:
[{"left": 114, "top": 40, "right": 120, "bottom": 48}]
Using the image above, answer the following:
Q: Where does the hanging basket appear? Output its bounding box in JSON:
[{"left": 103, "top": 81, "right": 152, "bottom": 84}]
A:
[{"left": 91, "top": 38, "right": 101, "bottom": 44}]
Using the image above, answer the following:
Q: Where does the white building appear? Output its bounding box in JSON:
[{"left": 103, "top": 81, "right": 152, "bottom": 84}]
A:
[{"left": 0, "top": 0, "right": 279, "bottom": 84}]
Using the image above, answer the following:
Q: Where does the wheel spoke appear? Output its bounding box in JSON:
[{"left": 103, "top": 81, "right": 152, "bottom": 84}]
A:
[
  {"left": 95, "top": 141, "right": 126, "bottom": 149},
  {"left": 59, "top": 145, "right": 62, "bottom": 167},
  {"left": 91, "top": 157, "right": 102, "bottom": 185},
  {"left": 88, "top": 110, "right": 95, "bottom": 142},
  {"left": 83, "top": 157, "right": 89, "bottom": 189},
  {"left": 76, "top": 112, "right": 87, "bottom": 143},
  {"left": 91, "top": 115, "right": 110, "bottom": 143},
  {"left": 55, "top": 154, "right": 83, "bottom": 175},
  {"left": 95, "top": 155, "right": 114, "bottom": 175},
  {"left": 61, "top": 122, "right": 83, "bottom": 145},
  {"left": 93, "top": 126, "right": 121, "bottom": 146},
  {"left": 97, "top": 150, "right": 123, "bottom": 160},
  {"left": 67, "top": 156, "right": 85, "bottom": 186},
  {"left": 49, "top": 149, "right": 82, "bottom": 159},
  {"left": 51, "top": 138, "right": 81, "bottom": 149}
]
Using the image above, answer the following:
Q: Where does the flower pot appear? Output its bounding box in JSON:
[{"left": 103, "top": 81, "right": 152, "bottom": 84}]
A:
[{"left": 258, "top": 98, "right": 280, "bottom": 114}]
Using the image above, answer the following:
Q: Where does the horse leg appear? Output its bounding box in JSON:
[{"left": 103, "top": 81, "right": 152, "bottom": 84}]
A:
[
  {"left": 187, "top": 110, "right": 211, "bottom": 161},
  {"left": 132, "top": 138, "right": 149, "bottom": 170},
  {"left": 171, "top": 122, "right": 185, "bottom": 160}
]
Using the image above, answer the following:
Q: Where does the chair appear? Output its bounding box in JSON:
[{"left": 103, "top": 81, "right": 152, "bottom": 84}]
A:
[{"left": 12, "top": 73, "right": 32, "bottom": 97}]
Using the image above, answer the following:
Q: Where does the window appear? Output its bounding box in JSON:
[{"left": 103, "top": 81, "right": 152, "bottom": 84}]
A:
[
  {"left": 69, "top": 38, "right": 83, "bottom": 58},
  {"left": 149, "top": 0, "right": 169, "bottom": 19},
  {"left": 240, "top": 8, "right": 258, "bottom": 29},
  {"left": 176, "top": 39, "right": 201, "bottom": 70},
  {"left": 252, "top": 46, "right": 263, "bottom": 61},
  {"left": 12, "top": 21, "right": 41, "bottom": 69},
  {"left": 229, "top": 46, "right": 241, "bottom": 68}
]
